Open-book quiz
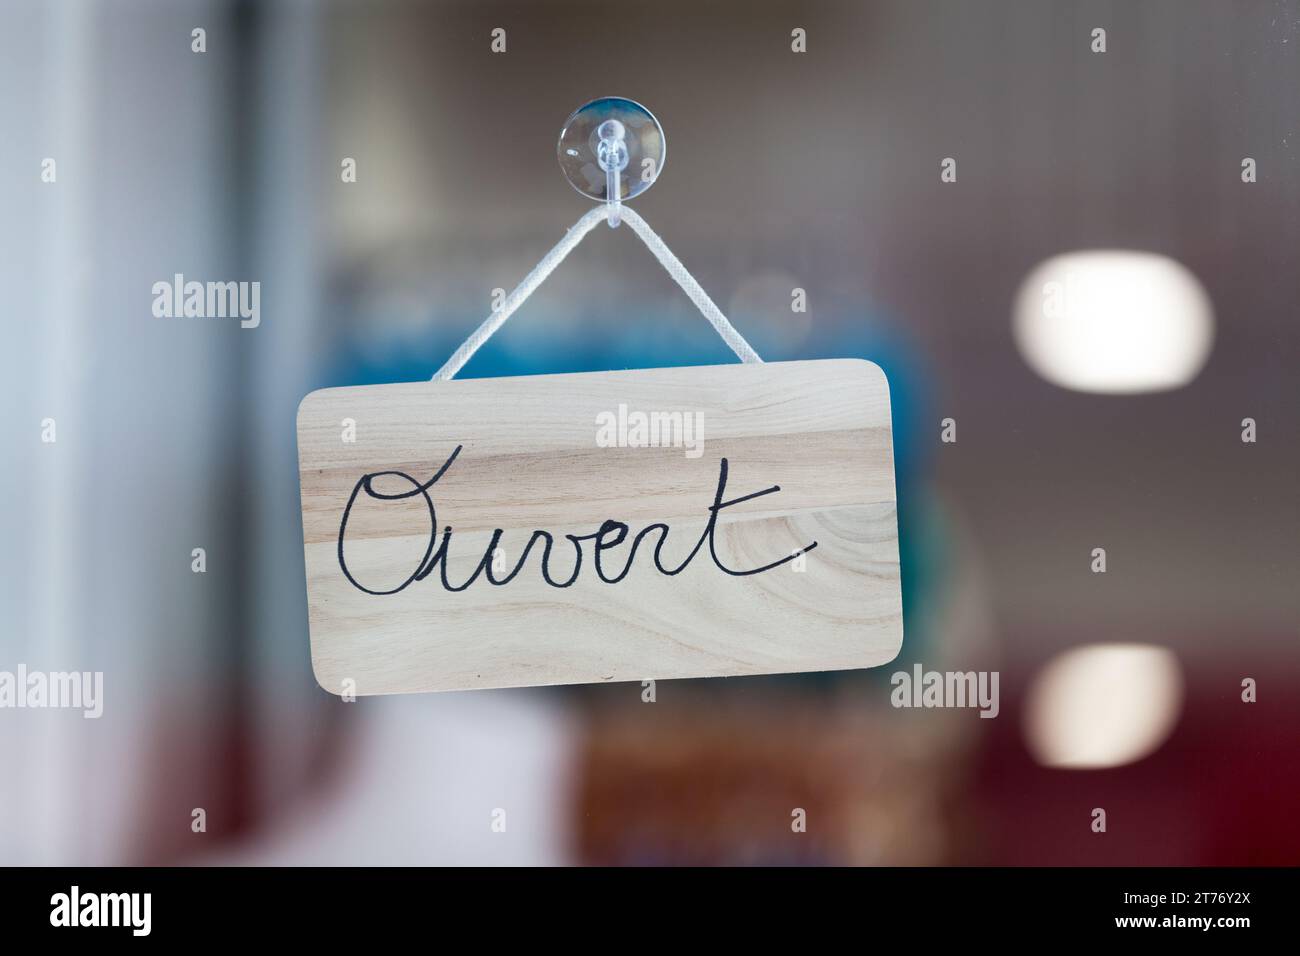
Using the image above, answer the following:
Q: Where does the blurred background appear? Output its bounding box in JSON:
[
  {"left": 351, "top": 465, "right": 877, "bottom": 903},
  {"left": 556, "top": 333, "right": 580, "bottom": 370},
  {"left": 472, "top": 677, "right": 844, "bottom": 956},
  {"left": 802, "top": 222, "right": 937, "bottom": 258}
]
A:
[{"left": 1, "top": 0, "right": 1297, "bottom": 865}]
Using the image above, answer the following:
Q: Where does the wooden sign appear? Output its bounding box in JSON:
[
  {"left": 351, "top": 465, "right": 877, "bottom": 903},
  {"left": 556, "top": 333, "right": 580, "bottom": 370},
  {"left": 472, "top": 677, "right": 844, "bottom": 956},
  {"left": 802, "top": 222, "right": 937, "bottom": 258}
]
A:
[{"left": 297, "top": 359, "right": 902, "bottom": 695}]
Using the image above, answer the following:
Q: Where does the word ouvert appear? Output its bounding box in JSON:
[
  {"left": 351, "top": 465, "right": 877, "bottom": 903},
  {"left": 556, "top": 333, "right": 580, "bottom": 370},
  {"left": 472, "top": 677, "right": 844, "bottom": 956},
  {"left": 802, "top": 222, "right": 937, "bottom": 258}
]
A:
[{"left": 338, "top": 445, "right": 817, "bottom": 595}]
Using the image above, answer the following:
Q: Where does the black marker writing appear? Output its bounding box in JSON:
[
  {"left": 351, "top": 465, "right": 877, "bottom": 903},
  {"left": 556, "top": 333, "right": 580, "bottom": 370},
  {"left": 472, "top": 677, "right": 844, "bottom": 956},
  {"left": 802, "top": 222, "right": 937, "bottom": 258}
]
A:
[{"left": 337, "top": 445, "right": 817, "bottom": 596}]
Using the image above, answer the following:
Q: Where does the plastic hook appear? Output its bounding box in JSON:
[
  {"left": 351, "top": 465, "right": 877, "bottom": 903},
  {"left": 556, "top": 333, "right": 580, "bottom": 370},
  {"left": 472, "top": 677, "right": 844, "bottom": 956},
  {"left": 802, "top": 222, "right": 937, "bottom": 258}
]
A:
[
  {"left": 596, "top": 119, "right": 629, "bottom": 228},
  {"left": 557, "top": 97, "right": 666, "bottom": 227}
]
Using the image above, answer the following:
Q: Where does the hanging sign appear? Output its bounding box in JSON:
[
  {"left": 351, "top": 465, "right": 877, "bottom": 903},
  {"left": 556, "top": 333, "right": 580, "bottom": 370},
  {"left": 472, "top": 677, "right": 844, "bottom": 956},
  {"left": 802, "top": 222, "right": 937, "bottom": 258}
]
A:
[{"left": 297, "top": 359, "right": 902, "bottom": 695}]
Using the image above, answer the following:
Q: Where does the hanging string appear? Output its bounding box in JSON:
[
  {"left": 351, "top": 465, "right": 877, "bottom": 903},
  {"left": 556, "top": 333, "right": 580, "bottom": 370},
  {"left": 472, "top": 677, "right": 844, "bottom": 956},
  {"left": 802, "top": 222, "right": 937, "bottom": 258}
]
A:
[{"left": 431, "top": 205, "right": 763, "bottom": 381}]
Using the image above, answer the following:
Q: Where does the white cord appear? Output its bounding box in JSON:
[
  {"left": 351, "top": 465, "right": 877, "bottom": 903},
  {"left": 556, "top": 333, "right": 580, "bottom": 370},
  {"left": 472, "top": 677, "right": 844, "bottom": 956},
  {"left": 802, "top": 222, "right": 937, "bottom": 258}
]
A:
[{"left": 431, "top": 205, "right": 763, "bottom": 381}]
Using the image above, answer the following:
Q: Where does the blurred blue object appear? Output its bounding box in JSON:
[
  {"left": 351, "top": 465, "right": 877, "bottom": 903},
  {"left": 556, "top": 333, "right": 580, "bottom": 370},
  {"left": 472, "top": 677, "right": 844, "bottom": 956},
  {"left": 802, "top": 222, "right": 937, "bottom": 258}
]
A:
[{"left": 318, "top": 300, "right": 946, "bottom": 686}]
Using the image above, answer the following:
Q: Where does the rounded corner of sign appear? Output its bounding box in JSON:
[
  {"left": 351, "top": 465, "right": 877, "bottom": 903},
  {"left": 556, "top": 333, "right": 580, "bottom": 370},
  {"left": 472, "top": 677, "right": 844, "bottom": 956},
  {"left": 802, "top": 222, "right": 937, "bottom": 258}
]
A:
[
  {"left": 834, "top": 358, "right": 895, "bottom": 428},
  {"left": 843, "top": 357, "right": 891, "bottom": 390},
  {"left": 309, "top": 651, "right": 347, "bottom": 699},
  {"left": 878, "top": 625, "right": 906, "bottom": 668},
  {"left": 296, "top": 388, "right": 326, "bottom": 431}
]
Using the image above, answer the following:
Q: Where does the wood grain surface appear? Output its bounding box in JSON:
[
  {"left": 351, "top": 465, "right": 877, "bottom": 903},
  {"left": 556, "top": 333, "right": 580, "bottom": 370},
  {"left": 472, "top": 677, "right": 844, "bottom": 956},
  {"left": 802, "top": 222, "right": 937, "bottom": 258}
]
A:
[{"left": 297, "top": 359, "right": 902, "bottom": 694}]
